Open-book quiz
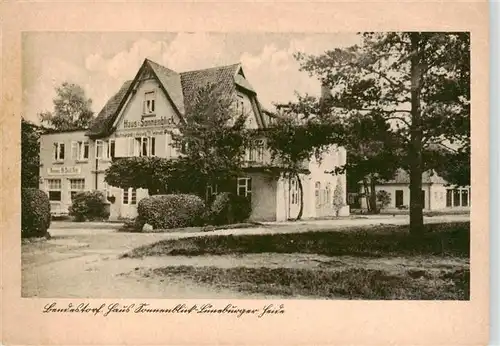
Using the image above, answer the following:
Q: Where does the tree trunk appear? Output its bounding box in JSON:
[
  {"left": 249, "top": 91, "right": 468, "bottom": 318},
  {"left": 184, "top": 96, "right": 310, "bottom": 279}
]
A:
[
  {"left": 295, "top": 172, "right": 304, "bottom": 221},
  {"left": 362, "top": 178, "right": 371, "bottom": 212},
  {"left": 409, "top": 33, "right": 425, "bottom": 235},
  {"left": 369, "top": 177, "right": 379, "bottom": 214}
]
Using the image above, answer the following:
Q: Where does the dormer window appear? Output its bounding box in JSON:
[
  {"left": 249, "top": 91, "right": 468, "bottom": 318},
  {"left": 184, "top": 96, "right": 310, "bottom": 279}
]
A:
[{"left": 144, "top": 91, "right": 156, "bottom": 115}]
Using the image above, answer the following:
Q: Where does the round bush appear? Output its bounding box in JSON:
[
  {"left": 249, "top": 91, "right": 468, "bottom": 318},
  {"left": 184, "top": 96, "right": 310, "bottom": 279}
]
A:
[
  {"left": 21, "top": 188, "right": 51, "bottom": 238},
  {"left": 69, "top": 191, "right": 110, "bottom": 222},
  {"left": 210, "top": 192, "right": 252, "bottom": 225},
  {"left": 137, "top": 194, "right": 206, "bottom": 230}
]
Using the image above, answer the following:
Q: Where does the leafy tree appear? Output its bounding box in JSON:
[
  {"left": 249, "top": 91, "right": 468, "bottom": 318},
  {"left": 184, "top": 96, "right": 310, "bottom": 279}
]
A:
[
  {"left": 104, "top": 156, "right": 175, "bottom": 195},
  {"left": 39, "top": 82, "right": 94, "bottom": 130},
  {"left": 295, "top": 32, "right": 470, "bottom": 234},
  {"left": 429, "top": 142, "right": 470, "bottom": 187},
  {"left": 21, "top": 118, "right": 42, "bottom": 188},
  {"left": 338, "top": 112, "right": 402, "bottom": 213},
  {"left": 169, "top": 83, "right": 251, "bottom": 196}
]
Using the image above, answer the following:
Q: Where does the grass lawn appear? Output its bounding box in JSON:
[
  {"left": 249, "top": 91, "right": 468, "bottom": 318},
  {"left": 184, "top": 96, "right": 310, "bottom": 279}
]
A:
[
  {"left": 125, "top": 222, "right": 469, "bottom": 258},
  {"left": 124, "top": 222, "right": 470, "bottom": 300},
  {"left": 151, "top": 265, "right": 469, "bottom": 300}
]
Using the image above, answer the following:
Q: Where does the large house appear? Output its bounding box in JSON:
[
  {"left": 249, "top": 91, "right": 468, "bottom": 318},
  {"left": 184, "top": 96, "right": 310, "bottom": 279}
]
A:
[
  {"left": 358, "top": 169, "right": 471, "bottom": 211},
  {"left": 38, "top": 59, "right": 349, "bottom": 221}
]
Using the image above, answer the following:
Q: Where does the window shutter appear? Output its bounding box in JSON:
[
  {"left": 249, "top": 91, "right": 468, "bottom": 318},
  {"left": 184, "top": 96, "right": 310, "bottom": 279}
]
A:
[
  {"left": 71, "top": 141, "right": 78, "bottom": 159},
  {"left": 154, "top": 135, "right": 164, "bottom": 157},
  {"left": 166, "top": 132, "right": 179, "bottom": 158},
  {"left": 114, "top": 137, "right": 128, "bottom": 157},
  {"left": 103, "top": 141, "right": 109, "bottom": 159}
]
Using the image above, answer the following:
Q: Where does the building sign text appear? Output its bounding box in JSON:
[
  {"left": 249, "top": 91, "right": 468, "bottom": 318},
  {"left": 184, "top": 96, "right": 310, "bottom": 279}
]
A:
[
  {"left": 123, "top": 116, "right": 177, "bottom": 129},
  {"left": 48, "top": 166, "right": 82, "bottom": 175}
]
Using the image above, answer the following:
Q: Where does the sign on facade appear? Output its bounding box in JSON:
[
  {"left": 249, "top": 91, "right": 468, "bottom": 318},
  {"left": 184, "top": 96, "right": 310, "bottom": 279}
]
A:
[
  {"left": 115, "top": 129, "right": 166, "bottom": 138},
  {"left": 123, "top": 116, "right": 177, "bottom": 129},
  {"left": 48, "top": 166, "right": 81, "bottom": 175}
]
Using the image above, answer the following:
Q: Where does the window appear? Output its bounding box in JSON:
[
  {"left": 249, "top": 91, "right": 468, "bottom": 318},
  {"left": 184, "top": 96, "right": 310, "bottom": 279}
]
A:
[
  {"left": 123, "top": 188, "right": 129, "bottom": 204},
  {"left": 95, "top": 140, "right": 108, "bottom": 159},
  {"left": 108, "top": 139, "right": 116, "bottom": 159},
  {"left": 237, "top": 178, "right": 252, "bottom": 198},
  {"left": 247, "top": 140, "right": 265, "bottom": 162},
  {"left": 461, "top": 189, "right": 469, "bottom": 207},
  {"left": 131, "top": 189, "right": 137, "bottom": 205},
  {"left": 69, "top": 179, "right": 85, "bottom": 201},
  {"left": 421, "top": 190, "right": 425, "bottom": 209},
  {"left": 291, "top": 178, "right": 299, "bottom": 205},
  {"left": 446, "top": 189, "right": 453, "bottom": 207},
  {"left": 315, "top": 182, "right": 321, "bottom": 207},
  {"left": 123, "top": 188, "right": 137, "bottom": 205},
  {"left": 206, "top": 184, "right": 218, "bottom": 202},
  {"left": 395, "top": 190, "right": 404, "bottom": 208},
  {"left": 326, "top": 183, "right": 332, "bottom": 206},
  {"left": 53, "top": 142, "right": 65, "bottom": 161},
  {"left": 144, "top": 91, "right": 156, "bottom": 115},
  {"left": 133, "top": 137, "right": 156, "bottom": 157},
  {"left": 71, "top": 141, "right": 89, "bottom": 160},
  {"left": 453, "top": 189, "right": 461, "bottom": 207},
  {"left": 47, "top": 179, "right": 62, "bottom": 201}
]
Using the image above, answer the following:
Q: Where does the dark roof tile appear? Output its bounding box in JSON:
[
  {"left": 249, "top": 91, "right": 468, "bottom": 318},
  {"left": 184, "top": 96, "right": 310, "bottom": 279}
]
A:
[
  {"left": 87, "top": 59, "right": 259, "bottom": 137},
  {"left": 380, "top": 168, "right": 448, "bottom": 184},
  {"left": 147, "top": 59, "right": 185, "bottom": 115},
  {"left": 179, "top": 63, "right": 241, "bottom": 111},
  {"left": 86, "top": 80, "right": 133, "bottom": 137}
]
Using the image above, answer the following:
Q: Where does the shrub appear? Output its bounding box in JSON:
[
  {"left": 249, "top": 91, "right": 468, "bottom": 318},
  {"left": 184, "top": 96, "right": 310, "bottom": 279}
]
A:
[
  {"left": 333, "top": 180, "right": 345, "bottom": 216},
  {"left": 376, "top": 190, "right": 391, "bottom": 210},
  {"left": 21, "top": 188, "right": 51, "bottom": 238},
  {"left": 210, "top": 192, "right": 252, "bottom": 225},
  {"left": 69, "top": 191, "right": 110, "bottom": 222},
  {"left": 137, "top": 194, "right": 205, "bottom": 230}
]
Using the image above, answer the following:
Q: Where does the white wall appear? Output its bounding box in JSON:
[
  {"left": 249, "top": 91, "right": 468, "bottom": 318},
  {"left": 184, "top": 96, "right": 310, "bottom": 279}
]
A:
[
  {"left": 274, "top": 145, "right": 349, "bottom": 220},
  {"left": 235, "top": 91, "right": 260, "bottom": 129},
  {"left": 115, "top": 79, "right": 180, "bottom": 131},
  {"left": 249, "top": 172, "right": 277, "bottom": 221},
  {"left": 359, "top": 183, "right": 441, "bottom": 210}
]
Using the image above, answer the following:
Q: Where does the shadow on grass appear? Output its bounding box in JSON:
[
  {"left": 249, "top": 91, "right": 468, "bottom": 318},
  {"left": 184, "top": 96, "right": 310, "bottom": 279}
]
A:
[
  {"left": 123, "top": 222, "right": 470, "bottom": 259},
  {"left": 117, "top": 222, "right": 264, "bottom": 234},
  {"left": 150, "top": 265, "right": 470, "bottom": 300}
]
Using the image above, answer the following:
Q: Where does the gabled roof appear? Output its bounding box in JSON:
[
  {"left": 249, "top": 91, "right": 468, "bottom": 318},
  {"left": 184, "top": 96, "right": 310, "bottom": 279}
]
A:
[
  {"left": 179, "top": 63, "right": 242, "bottom": 112},
  {"left": 147, "top": 59, "right": 185, "bottom": 115},
  {"left": 379, "top": 168, "right": 448, "bottom": 185},
  {"left": 87, "top": 80, "right": 133, "bottom": 137},
  {"left": 87, "top": 59, "right": 260, "bottom": 138}
]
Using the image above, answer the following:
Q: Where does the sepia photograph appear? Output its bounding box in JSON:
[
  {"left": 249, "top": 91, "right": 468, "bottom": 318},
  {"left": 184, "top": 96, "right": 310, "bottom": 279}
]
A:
[{"left": 21, "top": 31, "right": 470, "bottom": 300}]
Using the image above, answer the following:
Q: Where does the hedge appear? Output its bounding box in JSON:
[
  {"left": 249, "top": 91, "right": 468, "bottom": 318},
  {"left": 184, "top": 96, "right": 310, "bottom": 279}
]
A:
[
  {"left": 210, "top": 192, "right": 252, "bottom": 225},
  {"left": 137, "top": 194, "right": 205, "bottom": 230},
  {"left": 21, "top": 188, "right": 51, "bottom": 238},
  {"left": 69, "top": 191, "right": 110, "bottom": 222}
]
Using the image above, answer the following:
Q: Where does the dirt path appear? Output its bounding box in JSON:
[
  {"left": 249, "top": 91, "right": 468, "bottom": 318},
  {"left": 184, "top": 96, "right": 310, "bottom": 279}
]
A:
[
  {"left": 22, "top": 214, "right": 469, "bottom": 298},
  {"left": 22, "top": 231, "right": 280, "bottom": 298}
]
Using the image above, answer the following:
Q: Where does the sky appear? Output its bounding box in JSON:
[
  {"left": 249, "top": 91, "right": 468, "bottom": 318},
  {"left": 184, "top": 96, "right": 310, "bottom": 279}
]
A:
[{"left": 22, "top": 32, "right": 361, "bottom": 123}]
